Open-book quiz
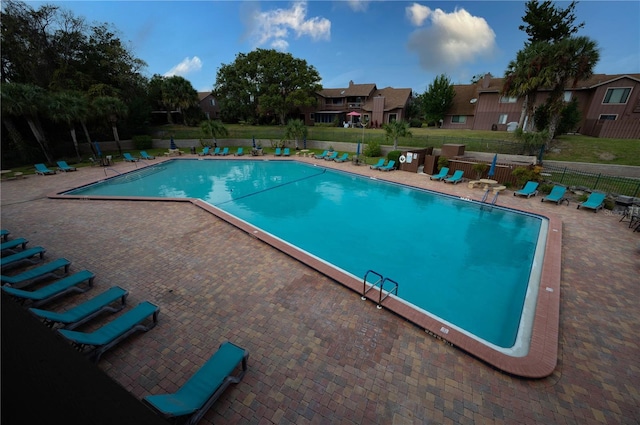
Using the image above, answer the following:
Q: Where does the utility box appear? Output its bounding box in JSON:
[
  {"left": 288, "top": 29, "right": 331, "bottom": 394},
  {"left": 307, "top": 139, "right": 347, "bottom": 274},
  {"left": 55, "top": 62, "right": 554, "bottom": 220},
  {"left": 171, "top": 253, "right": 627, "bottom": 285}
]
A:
[
  {"left": 441, "top": 144, "right": 465, "bottom": 157},
  {"left": 399, "top": 148, "right": 432, "bottom": 173},
  {"left": 423, "top": 155, "right": 440, "bottom": 175}
]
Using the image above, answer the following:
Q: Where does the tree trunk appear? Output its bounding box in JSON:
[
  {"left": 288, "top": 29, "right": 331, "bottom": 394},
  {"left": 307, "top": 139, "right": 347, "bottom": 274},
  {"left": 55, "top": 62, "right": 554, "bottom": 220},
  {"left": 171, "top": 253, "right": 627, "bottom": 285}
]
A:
[
  {"left": 26, "top": 118, "right": 53, "bottom": 163},
  {"left": 111, "top": 123, "right": 122, "bottom": 155},
  {"left": 2, "top": 118, "right": 30, "bottom": 162},
  {"left": 518, "top": 95, "right": 528, "bottom": 129},
  {"left": 81, "top": 121, "right": 97, "bottom": 157},
  {"left": 69, "top": 127, "right": 81, "bottom": 162}
]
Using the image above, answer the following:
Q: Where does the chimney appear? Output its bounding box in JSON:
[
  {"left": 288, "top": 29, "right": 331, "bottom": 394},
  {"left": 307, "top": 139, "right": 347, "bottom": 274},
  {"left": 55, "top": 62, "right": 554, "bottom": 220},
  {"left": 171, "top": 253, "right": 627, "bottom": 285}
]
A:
[
  {"left": 349, "top": 80, "right": 354, "bottom": 87},
  {"left": 481, "top": 73, "right": 492, "bottom": 89}
]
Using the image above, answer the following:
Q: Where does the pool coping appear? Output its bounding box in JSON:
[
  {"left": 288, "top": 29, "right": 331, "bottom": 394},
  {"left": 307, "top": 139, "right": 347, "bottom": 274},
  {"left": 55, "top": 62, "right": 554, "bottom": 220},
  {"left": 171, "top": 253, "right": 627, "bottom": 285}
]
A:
[{"left": 49, "top": 158, "right": 561, "bottom": 378}]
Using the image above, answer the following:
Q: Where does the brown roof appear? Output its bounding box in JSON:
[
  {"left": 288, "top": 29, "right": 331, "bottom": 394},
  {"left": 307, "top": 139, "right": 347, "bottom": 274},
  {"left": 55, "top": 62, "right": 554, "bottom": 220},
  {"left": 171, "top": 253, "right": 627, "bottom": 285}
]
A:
[
  {"left": 198, "top": 92, "right": 213, "bottom": 101},
  {"left": 478, "top": 73, "right": 640, "bottom": 93},
  {"left": 361, "top": 87, "right": 412, "bottom": 112},
  {"left": 448, "top": 85, "right": 478, "bottom": 115},
  {"left": 318, "top": 82, "right": 377, "bottom": 98}
]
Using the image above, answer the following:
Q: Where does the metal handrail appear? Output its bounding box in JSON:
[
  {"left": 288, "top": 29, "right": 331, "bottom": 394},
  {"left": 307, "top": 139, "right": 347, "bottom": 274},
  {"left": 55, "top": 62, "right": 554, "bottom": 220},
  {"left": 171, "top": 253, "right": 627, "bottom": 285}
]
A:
[
  {"left": 377, "top": 277, "right": 399, "bottom": 309},
  {"left": 362, "top": 270, "right": 383, "bottom": 300}
]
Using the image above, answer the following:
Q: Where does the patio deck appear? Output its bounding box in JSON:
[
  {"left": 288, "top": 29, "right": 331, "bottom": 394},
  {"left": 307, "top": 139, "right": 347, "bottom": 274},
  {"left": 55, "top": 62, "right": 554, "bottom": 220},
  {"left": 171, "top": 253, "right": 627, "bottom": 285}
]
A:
[{"left": 1, "top": 155, "right": 638, "bottom": 424}]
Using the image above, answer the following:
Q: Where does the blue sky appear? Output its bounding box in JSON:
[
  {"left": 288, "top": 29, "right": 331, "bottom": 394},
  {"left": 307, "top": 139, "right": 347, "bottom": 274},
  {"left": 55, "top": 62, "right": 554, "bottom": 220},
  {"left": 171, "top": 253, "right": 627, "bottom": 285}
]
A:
[{"left": 31, "top": 1, "right": 640, "bottom": 93}]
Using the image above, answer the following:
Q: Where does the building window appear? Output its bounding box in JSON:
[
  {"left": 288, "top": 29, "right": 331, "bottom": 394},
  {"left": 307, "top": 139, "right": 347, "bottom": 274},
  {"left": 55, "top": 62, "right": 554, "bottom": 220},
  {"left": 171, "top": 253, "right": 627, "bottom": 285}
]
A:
[
  {"left": 388, "top": 113, "right": 397, "bottom": 123},
  {"left": 310, "top": 113, "right": 315, "bottom": 121},
  {"left": 210, "top": 99, "right": 216, "bottom": 106},
  {"left": 498, "top": 114, "right": 508, "bottom": 124},
  {"left": 599, "top": 114, "right": 617, "bottom": 120},
  {"left": 451, "top": 115, "right": 467, "bottom": 124},
  {"left": 563, "top": 91, "right": 572, "bottom": 102},
  {"left": 603, "top": 88, "right": 631, "bottom": 104},
  {"left": 499, "top": 96, "right": 517, "bottom": 103}
]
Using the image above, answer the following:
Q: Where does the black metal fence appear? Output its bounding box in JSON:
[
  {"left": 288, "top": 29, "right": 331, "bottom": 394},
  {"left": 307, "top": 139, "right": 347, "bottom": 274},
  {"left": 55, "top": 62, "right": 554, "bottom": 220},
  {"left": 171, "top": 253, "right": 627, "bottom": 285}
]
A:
[{"left": 541, "top": 164, "right": 640, "bottom": 197}]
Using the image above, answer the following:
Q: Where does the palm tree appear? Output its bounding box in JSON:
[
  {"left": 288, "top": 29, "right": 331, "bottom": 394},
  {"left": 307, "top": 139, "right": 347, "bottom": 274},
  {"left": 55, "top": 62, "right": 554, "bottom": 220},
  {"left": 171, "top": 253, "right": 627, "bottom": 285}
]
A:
[
  {"left": 0, "top": 84, "right": 31, "bottom": 162},
  {"left": 162, "top": 76, "right": 198, "bottom": 125},
  {"left": 92, "top": 96, "right": 128, "bottom": 156},
  {"left": 382, "top": 120, "right": 412, "bottom": 151},
  {"left": 544, "top": 36, "right": 599, "bottom": 140},
  {"left": 200, "top": 119, "right": 229, "bottom": 146},
  {"left": 0, "top": 83, "right": 54, "bottom": 163},
  {"left": 47, "top": 91, "right": 88, "bottom": 161},
  {"left": 502, "top": 42, "right": 555, "bottom": 131},
  {"left": 284, "top": 119, "right": 307, "bottom": 150}
]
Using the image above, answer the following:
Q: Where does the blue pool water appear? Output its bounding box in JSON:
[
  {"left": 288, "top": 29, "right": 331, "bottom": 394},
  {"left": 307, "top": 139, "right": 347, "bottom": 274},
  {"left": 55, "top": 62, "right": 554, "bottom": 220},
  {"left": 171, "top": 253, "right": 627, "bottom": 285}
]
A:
[{"left": 67, "top": 160, "right": 546, "bottom": 350}]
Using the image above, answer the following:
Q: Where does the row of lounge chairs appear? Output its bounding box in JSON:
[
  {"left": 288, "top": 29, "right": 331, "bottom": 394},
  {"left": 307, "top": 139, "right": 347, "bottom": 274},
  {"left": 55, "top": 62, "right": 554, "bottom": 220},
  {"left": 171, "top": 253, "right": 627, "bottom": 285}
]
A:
[
  {"left": 428, "top": 167, "right": 464, "bottom": 184},
  {"left": 274, "top": 147, "right": 291, "bottom": 156},
  {"left": 35, "top": 161, "right": 77, "bottom": 175},
  {"left": 1, "top": 229, "right": 249, "bottom": 424},
  {"left": 314, "top": 150, "right": 351, "bottom": 163},
  {"left": 197, "top": 146, "right": 245, "bottom": 156}
]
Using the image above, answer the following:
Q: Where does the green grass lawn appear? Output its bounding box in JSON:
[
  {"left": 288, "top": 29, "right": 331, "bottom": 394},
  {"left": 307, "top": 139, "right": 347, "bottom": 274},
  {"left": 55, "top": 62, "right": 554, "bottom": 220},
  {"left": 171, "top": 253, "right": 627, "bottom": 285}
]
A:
[{"left": 152, "top": 124, "right": 640, "bottom": 166}]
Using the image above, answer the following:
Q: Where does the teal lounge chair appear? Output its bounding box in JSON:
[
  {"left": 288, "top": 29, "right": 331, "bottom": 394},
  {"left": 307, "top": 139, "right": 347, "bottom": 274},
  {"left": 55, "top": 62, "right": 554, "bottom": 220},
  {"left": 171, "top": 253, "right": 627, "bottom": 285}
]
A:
[
  {"left": 56, "top": 161, "right": 77, "bottom": 172},
  {"left": 197, "top": 146, "right": 210, "bottom": 156},
  {"left": 140, "top": 151, "right": 155, "bottom": 160},
  {"left": 1, "top": 229, "right": 8, "bottom": 242},
  {"left": 513, "top": 181, "right": 539, "bottom": 198},
  {"left": 274, "top": 148, "right": 282, "bottom": 156},
  {"left": 143, "top": 341, "right": 249, "bottom": 425},
  {"left": 212, "top": 147, "right": 220, "bottom": 155},
  {"left": 1, "top": 269, "right": 95, "bottom": 307},
  {"left": 1, "top": 246, "right": 46, "bottom": 271},
  {"left": 123, "top": 153, "right": 139, "bottom": 162},
  {"left": 334, "top": 153, "right": 349, "bottom": 163},
  {"left": 324, "top": 151, "right": 339, "bottom": 161},
  {"left": 234, "top": 147, "right": 244, "bottom": 156},
  {"left": 444, "top": 169, "right": 464, "bottom": 184},
  {"left": 541, "top": 185, "right": 569, "bottom": 205},
  {"left": 379, "top": 160, "right": 396, "bottom": 171},
  {"left": 315, "top": 150, "right": 329, "bottom": 159},
  {"left": 1, "top": 258, "right": 70, "bottom": 287},
  {"left": 577, "top": 192, "right": 606, "bottom": 212},
  {"left": 30, "top": 286, "right": 128, "bottom": 329},
  {"left": 34, "top": 163, "right": 55, "bottom": 175},
  {"left": 1, "top": 237, "right": 28, "bottom": 253},
  {"left": 370, "top": 158, "right": 386, "bottom": 170},
  {"left": 283, "top": 148, "right": 290, "bottom": 156},
  {"left": 58, "top": 300, "right": 159, "bottom": 363},
  {"left": 429, "top": 167, "right": 449, "bottom": 181}
]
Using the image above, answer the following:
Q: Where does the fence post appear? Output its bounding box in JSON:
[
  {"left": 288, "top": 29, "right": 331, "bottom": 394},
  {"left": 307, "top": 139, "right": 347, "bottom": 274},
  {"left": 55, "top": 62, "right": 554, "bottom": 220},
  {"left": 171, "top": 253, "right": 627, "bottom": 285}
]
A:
[
  {"left": 634, "top": 181, "right": 640, "bottom": 198},
  {"left": 560, "top": 167, "right": 567, "bottom": 184},
  {"left": 593, "top": 173, "right": 602, "bottom": 191}
]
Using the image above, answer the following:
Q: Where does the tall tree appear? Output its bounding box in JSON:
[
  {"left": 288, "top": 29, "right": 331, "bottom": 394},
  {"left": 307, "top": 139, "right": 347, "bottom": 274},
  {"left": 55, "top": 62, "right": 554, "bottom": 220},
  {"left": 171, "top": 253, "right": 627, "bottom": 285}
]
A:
[
  {"left": 382, "top": 120, "right": 412, "bottom": 151},
  {"left": 47, "top": 91, "right": 88, "bottom": 161},
  {"left": 214, "top": 49, "right": 321, "bottom": 125},
  {"left": 92, "top": 96, "right": 128, "bottom": 155},
  {"left": 160, "top": 76, "right": 198, "bottom": 125},
  {"left": 421, "top": 74, "right": 455, "bottom": 125},
  {"left": 1, "top": 83, "right": 54, "bottom": 163},
  {"left": 519, "top": 0, "right": 584, "bottom": 44},
  {"left": 503, "top": 0, "right": 593, "bottom": 133}
]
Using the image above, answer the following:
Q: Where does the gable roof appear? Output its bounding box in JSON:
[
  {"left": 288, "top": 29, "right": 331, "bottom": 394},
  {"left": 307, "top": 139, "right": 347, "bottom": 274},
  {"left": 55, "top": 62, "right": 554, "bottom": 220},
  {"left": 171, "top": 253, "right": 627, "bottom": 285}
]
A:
[
  {"left": 198, "top": 92, "right": 213, "bottom": 102},
  {"left": 361, "top": 87, "right": 412, "bottom": 112},
  {"left": 318, "top": 81, "right": 377, "bottom": 98}
]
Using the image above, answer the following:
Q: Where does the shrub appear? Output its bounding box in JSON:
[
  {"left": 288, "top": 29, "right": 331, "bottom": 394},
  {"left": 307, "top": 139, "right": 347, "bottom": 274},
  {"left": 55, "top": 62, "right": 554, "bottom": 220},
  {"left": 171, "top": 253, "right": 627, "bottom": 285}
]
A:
[
  {"left": 387, "top": 150, "right": 402, "bottom": 163},
  {"left": 538, "top": 183, "right": 554, "bottom": 195},
  {"left": 409, "top": 119, "right": 423, "bottom": 128},
  {"left": 364, "top": 140, "right": 382, "bottom": 157},
  {"left": 512, "top": 166, "right": 541, "bottom": 188},
  {"left": 132, "top": 135, "right": 153, "bottom": 150},
  {"left": 437, "top": 156, "right": 449, "bottom": 170},
  {"left": 472, "top": 162, "right": 489, "bottom": 179}
]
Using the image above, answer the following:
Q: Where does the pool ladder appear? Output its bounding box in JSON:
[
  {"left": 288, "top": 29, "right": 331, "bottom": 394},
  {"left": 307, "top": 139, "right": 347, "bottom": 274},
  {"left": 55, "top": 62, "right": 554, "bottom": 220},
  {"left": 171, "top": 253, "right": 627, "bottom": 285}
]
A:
[
  {"left": 480, "top": 189, "right": 500, "bottom": 209},
  {"left": 361, "top": 270, "right": 399, "bottom": 309}
]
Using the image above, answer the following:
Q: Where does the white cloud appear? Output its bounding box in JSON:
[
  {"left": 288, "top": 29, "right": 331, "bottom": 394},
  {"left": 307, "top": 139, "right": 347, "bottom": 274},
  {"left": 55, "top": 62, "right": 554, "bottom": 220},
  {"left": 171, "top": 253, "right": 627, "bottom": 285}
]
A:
[
  {"left": 250, "top": 1, "right": 330, "bottom": 50},
  {"left": 347, "top": 0, "right": 370, "bottom": 12},
  {"left": 164, "top": 57, "right": 203, "bottom": 77},
  {"left": 406, "top": 7, "right": 496, "bottom": 73},
  {"left": 406, "top": 3, "right": 432, "bottom": 26}
]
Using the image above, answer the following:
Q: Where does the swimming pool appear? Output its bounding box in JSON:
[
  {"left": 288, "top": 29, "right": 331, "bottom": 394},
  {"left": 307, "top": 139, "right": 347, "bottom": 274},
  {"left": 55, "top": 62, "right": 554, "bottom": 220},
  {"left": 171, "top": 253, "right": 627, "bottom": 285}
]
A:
[{"left": 60, "top": 158, "right": 560, "bottom": 376}]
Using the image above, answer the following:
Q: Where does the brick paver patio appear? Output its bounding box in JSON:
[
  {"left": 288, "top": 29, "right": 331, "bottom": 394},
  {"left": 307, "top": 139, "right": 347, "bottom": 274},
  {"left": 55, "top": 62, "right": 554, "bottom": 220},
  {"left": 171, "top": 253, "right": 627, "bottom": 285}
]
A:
[{"left": 1, "top": 155, "right": 638, "bottom": 424}]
